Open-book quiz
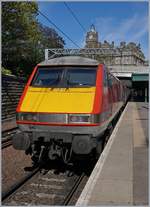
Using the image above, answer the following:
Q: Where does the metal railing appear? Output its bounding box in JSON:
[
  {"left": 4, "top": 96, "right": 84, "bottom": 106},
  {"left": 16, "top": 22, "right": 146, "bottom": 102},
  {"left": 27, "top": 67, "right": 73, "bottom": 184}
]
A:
[
  {"left": 45, "top": 48, "right": 122, "bottom": 60},
  {"left": 44, "top": 48, "right": 149, "bottom": 74}
]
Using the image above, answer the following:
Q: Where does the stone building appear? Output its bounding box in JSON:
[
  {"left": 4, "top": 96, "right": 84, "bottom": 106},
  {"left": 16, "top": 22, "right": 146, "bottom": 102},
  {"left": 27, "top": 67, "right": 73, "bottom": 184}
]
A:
[{"left": 85, "top": 24, "right": 146, "bottom": 66}]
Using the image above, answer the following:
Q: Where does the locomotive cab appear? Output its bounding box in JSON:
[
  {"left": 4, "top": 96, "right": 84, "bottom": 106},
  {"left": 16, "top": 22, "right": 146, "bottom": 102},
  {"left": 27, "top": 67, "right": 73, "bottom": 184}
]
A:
[{"left": 13, "top": 56, "right": 126, "bottom": 164}]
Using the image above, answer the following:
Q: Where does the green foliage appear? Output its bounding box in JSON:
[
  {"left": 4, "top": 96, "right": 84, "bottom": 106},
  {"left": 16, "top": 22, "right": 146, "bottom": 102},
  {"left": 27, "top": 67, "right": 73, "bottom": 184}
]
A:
[
  {"left": 2, "top": 2, "right": 65, "bottom": 78},
  {"left": 39, "top": 23, "right": 65, "bottom": 48},
  {"left": 2, "top": 67, "right": 12, "bottom": 75},
  {"left": 37, "top": 23, "right": 65, "bottom": 61}
]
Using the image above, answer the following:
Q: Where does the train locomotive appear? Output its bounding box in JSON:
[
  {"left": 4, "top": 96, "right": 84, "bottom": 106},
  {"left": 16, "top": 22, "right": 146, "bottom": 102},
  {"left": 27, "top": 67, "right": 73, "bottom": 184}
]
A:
[{"left": 13, "top": 56, "right": 129, "bottom": 164}]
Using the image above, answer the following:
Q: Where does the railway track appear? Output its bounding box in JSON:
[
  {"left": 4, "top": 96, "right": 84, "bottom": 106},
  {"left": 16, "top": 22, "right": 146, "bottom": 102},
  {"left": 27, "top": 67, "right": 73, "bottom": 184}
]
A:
[
  {"left": 2, "top": 167, "right": 40, "bottom": 202},
  {"left": 2, "top": 127, "right": 19, "bottom": 149},
  {"left": 62, "top": 173, "right": 86, "bottom": 205},
  {"left": 2, "top": 162, "right": 89, "bottom": 206},
  {"left": 2, "top": 139, "right": 12, "bottom": 149},
  {"left": 2, "top": 104, "right": 126, "bottom": 205},
  {"left": 2, "top": 127, "right": 18, "bottom": 140}
]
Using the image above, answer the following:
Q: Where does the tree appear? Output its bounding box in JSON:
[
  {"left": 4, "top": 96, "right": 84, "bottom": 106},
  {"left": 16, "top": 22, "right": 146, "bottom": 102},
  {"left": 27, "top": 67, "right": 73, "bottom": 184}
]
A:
[
  {"left": 2, "top": 2, "right": 40, "bottom": 76},
  {"left": 2, "top": 2, "right": 65, "bottom": 77},
  {"left": 39, "top": 23, "right": 65, "bottom": 48},
  {"left": 37, "top": 23, "right": 65, "bottom": 60}
]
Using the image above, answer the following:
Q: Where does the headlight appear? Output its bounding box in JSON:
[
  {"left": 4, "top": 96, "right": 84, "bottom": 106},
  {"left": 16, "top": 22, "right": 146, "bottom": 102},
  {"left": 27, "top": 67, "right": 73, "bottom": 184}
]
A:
[
  {"left": 17, "top": 113, "right": 38, "bottom": 122},
  {"left": 68, "top": 114, "right": 91, "bottom": 123}
]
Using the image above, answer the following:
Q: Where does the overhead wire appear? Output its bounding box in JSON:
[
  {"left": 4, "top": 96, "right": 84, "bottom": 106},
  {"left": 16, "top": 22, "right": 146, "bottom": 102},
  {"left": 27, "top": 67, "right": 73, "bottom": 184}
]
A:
[
  {"left": 27, "top": 1, "right": 80, "bottom": 48},
  {"left": 64, "top": 2, "right": 86, "bottom": 33},
  {"left": 37, "top": 10, "right": 80, "bottom": 48}
]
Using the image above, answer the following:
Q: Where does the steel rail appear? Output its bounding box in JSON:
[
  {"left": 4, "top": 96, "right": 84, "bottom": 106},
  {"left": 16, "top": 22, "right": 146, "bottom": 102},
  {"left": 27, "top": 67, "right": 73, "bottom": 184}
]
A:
[
  {"left": 2, "top": 127, "right": 18, "bottom": 135},
  {"left": 2, "top": 139, "right": 12, "bottom": 149},
  {"left": 2, "top": 167, "right": 40, "bottom": 202},
  {"left": 2, "top": 127, "right": 19, "bottom": 149},
  {"left": 62, "top": 173, "right": 85, "bottom": 205},
  {"left": 2, "top": 127, "right": 18, "bottom": 141}
]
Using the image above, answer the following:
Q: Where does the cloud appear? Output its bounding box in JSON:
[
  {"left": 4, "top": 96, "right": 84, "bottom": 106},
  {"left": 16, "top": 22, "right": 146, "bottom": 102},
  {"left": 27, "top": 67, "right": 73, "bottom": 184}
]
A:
[
  {"left": 94, "top": 14, "right": 148, "bottom": 45},
  {"left": 76, "top": 14, "right": 148, "bottom": 58}
]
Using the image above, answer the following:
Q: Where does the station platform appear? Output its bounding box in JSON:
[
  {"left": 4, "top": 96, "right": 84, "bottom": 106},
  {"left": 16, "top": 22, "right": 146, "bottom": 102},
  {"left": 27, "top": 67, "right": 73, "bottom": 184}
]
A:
[{"left": 76, "top": 102, "right": 148, "bottom": 205}]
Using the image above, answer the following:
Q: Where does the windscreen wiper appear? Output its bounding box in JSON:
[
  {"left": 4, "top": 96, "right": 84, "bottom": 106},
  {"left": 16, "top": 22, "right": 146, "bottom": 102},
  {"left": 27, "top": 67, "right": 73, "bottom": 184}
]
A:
[{"left": 49, "top": 75, "right": 62, "bottom": 89}]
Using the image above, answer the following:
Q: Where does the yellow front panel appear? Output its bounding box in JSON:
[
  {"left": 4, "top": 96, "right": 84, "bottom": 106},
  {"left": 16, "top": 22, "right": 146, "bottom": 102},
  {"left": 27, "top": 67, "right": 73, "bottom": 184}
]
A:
[{"left": 20, "top": 87, "right": 96, "bottom": 113}]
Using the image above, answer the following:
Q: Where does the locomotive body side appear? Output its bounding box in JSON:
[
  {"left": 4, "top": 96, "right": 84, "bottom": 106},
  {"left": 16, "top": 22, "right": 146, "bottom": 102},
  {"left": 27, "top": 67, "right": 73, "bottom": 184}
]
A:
[{"left": 13, "top": 56, "right": 128, "bottom": 163}]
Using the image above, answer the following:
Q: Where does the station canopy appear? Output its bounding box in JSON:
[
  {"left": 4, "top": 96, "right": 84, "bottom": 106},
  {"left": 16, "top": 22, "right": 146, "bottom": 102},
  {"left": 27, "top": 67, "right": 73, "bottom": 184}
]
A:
[{"left": 132, "top": 73, "right": 149, "bottom": 82}]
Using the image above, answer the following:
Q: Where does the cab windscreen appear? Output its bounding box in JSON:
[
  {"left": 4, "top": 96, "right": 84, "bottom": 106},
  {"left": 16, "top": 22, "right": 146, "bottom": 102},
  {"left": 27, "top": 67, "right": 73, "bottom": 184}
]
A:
[{"left": 31, "top": 66, "right": 97, "bottom": 88}]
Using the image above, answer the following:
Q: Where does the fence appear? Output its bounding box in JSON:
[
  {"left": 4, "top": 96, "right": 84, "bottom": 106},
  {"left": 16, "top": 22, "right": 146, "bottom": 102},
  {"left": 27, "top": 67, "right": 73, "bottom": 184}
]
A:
[{"left": 2, "top": 74, "right": 25, "bottom": 122}]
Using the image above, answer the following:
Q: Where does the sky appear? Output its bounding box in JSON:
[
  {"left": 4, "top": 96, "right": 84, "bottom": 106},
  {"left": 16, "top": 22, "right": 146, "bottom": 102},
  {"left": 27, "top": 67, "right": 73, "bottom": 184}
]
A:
[{"left": 37, "top": 1, "right": 149, "bottom": 59}]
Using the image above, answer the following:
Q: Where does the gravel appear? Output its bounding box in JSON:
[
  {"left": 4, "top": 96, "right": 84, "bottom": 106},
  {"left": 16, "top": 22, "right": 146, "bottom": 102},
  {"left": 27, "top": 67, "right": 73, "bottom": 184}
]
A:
[{"left": 2, "top": 146, "right": 32, "bottom": 193}]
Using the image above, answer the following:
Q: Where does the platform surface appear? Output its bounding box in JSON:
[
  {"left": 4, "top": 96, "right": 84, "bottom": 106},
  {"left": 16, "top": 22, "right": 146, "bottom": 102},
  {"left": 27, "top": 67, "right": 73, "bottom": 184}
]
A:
[{"left": 76, "top": 102, "right": 148, "bottom": 205}]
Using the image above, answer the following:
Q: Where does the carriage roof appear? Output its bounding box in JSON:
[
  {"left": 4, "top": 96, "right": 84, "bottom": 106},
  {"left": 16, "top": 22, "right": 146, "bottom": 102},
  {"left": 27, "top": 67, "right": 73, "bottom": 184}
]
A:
[{"left": 38, "top": 56, "right": 99, "bottom": 66}]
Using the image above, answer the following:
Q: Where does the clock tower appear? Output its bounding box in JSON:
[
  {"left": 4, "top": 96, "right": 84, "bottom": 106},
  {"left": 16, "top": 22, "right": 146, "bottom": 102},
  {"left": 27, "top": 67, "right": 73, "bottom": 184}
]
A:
[{"left": 85, "top": 24, "right": 99, "bottom": 48}]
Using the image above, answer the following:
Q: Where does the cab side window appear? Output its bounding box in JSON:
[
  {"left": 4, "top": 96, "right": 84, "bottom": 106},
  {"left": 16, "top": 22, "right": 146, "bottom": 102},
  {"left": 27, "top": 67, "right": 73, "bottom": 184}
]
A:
[
  {"left": 108, "top": 73, "right": 113, "bottom": 87},
  {"left": 103, "top": 68, "right": 108, "bottom": 87}
]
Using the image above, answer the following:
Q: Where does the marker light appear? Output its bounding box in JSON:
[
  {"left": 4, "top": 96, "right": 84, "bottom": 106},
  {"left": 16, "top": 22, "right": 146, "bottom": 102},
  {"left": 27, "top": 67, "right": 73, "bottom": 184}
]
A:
[
  {"left": 68, "top": 114, "right": 91, "bottom": 123},
  {"left": 17, "top": 113, "right": 38, "bottom": 122}
]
